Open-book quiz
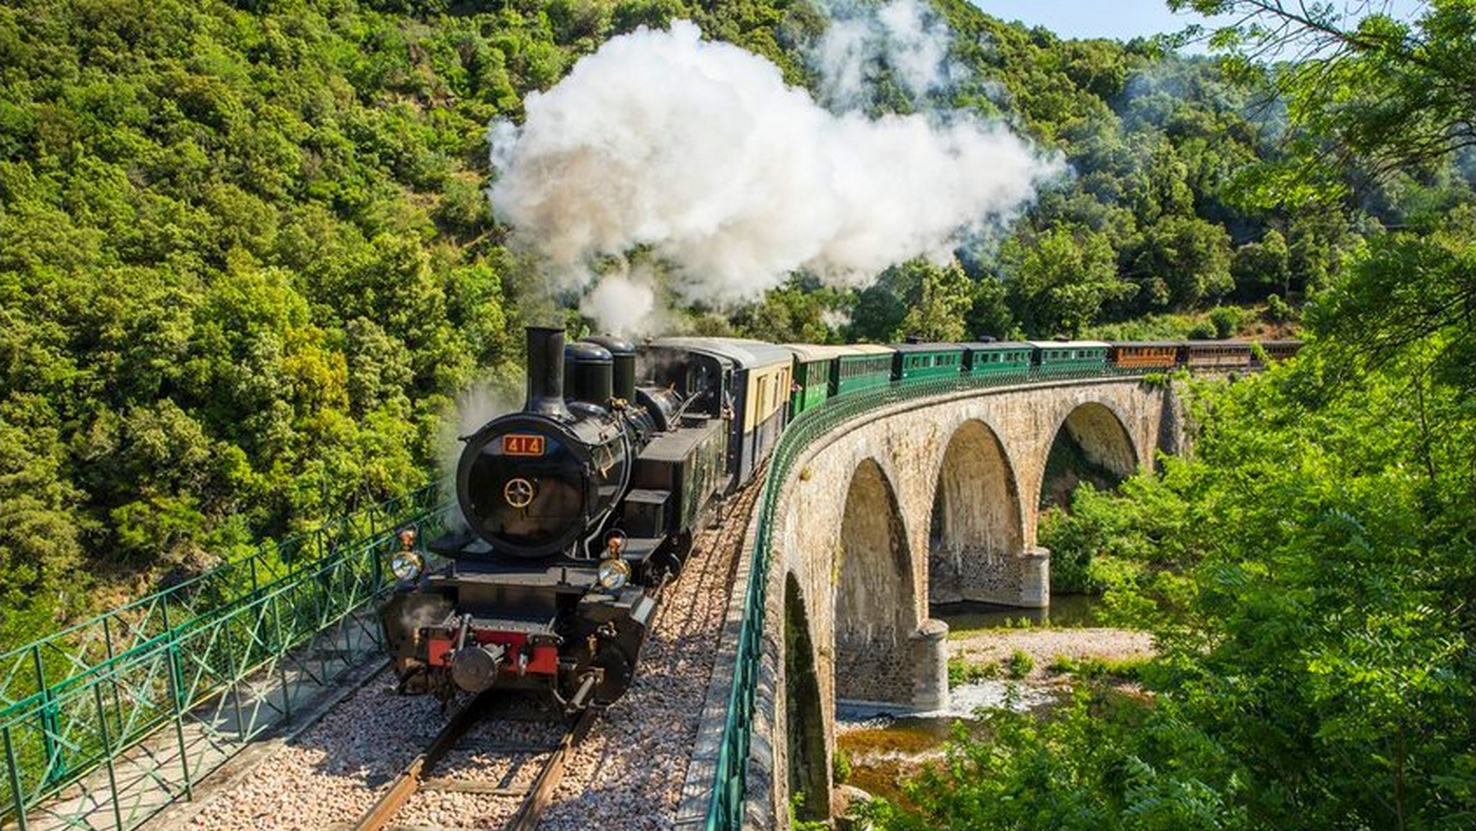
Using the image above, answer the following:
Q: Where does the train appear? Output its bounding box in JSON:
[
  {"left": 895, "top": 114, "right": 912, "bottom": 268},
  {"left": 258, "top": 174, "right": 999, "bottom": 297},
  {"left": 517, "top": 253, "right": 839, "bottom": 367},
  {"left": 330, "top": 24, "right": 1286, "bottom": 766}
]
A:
[{"left": 377, "top": 329, "right": 1300, "bottom": 710}]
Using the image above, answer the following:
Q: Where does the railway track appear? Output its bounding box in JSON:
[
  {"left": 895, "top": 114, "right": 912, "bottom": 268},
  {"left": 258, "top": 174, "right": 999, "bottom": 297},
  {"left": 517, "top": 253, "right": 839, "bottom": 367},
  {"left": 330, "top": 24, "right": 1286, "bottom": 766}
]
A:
[
  {"left": 349, "top": 693, "right": 596, "bottom": 831},
  {"left": 180, "top": 478, "right": 761, "bottom": 831}
]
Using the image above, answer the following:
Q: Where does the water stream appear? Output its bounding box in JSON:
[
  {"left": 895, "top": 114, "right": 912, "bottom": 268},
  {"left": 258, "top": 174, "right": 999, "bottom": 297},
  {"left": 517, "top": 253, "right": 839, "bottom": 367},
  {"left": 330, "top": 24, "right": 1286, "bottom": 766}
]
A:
[{"left": 835, "top": 595, "right": 1107, "bottom": 807}]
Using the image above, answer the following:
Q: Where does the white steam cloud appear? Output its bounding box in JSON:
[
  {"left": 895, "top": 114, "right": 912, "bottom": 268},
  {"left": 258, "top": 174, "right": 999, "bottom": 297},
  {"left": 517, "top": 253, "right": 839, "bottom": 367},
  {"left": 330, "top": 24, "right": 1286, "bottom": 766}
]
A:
[
  {"left": 580, "top": 268, "right": 661, "bottom": 336},
  {"left": 813, "top": 0, "right": 956, "bottom": 108},
  {"left": 490, "top": 17, "right": 1059, "bottom": 335}
]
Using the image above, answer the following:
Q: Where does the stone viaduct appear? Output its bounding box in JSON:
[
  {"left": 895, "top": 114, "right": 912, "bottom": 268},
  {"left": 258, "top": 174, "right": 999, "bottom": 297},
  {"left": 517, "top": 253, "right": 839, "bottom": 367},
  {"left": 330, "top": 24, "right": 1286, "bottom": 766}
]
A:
[{"left": 741, "top": 376, "right": 1186, "bottom": 825}]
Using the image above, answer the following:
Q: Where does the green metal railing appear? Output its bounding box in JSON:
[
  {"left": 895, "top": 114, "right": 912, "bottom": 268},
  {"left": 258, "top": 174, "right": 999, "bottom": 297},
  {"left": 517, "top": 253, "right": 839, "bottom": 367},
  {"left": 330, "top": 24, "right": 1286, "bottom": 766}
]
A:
[
  {"left": 1, "top": 484, "right": 448, "bottom": 830},
  {"left": 702, "top": 366, "right": 1151, "bottom": 829}
]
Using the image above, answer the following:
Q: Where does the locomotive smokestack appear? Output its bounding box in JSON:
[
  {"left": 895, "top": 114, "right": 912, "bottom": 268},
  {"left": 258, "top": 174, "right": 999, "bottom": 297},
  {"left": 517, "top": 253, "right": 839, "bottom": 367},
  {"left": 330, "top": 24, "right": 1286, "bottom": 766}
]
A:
[
  {"left": 524, "top": 327, "right": 571, "bottom": 418},
  {"left": 588, "top": 336, "right": 636, "bottom": 403}
]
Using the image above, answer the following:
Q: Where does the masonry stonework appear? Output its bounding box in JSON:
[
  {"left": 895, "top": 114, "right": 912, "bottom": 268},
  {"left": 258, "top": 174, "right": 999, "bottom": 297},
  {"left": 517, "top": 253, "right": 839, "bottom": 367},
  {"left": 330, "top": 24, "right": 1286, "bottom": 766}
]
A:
[{"left": 757, "top": 377, "right": 1184, "bottom": 828}]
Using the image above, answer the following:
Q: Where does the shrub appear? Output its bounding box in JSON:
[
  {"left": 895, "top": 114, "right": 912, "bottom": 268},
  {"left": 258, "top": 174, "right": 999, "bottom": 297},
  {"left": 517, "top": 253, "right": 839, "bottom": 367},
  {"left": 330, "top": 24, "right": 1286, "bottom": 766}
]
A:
[
  {"left": 833, "top": 748, "right": 852, "bottom": 784},
  {"left": 948, "top": 657, "right": 1001, "bottom": 686},
  {"left": 1006, "top": 649, "right": 1035, "bottom": 678},
  {"left": 1209, "top": 306, "right": 1244, "bottom": 338},
  {"left": 1265, "top": 293, "right": 1296, "bottom": 322},
  {"left": 1187, "top": 320, "right": 1217, "bottom": 339},
  {"left": 1047, "top": 654, "right": 1077, "bottom": 674}
]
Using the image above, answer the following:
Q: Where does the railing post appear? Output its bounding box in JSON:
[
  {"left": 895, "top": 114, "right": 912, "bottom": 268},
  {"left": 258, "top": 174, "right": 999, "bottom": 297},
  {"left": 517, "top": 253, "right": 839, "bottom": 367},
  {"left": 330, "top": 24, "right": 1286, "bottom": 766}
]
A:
[
  {"left": 91, "top": 684, "right": 124, "bottom": 831},
  {"left": 223, "top": 613, "right": 247, "bottom": 743},
  {"left": 272, "top": 596, "right": 292, "bottom": 722},
  {"left": 29, "top": 648, "right": 60, "bottom": 787},
  {"left": 371, "top": 534, "right": 383, "bottom": 592},
  {"left": 3, "top": 723, "right": 29, "bottom": 831},
  {"left": 101, "top": 617, "right": 124, "bottom": 749},
  {"left": 164, "top": 639, "right": 194, "bottom": 801}
]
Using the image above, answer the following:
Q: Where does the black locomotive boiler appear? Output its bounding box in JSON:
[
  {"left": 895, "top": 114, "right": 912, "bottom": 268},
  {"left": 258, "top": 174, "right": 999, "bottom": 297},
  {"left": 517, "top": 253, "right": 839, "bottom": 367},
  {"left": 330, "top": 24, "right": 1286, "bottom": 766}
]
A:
[{"left": 378, "top": 326, "right": 785, "bottom": 709}]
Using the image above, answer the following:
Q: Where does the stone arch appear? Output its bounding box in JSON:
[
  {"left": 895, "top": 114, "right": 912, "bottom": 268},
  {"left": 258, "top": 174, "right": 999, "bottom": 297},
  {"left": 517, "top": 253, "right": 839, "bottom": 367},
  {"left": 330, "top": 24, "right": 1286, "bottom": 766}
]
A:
[
  {"left": 784, "top": 573, "right": 828, "bottom": 821},
  {"left": 834, "top": 458, "right": 916, "bottom": 704},
  {"left": 1041, "top": 402, "right": 1139, "bottom": 509},
  {"left": 927, "top": 419, "right": 1025, "bottom": 606}
]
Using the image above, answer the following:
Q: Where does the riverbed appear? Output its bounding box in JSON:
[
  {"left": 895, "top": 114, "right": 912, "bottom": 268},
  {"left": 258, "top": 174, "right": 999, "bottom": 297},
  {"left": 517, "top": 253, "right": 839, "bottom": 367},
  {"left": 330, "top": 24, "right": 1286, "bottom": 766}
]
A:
[{"left": 835, "top": 603, "right": 1155, "bottom": 808}]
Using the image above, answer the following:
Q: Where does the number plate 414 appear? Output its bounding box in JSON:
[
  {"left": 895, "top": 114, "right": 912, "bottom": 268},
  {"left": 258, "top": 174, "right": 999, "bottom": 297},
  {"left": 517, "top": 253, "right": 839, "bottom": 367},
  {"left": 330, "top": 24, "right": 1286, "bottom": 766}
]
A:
[{"left": 501, "top": 434, "right": 545, "bottom": 456}]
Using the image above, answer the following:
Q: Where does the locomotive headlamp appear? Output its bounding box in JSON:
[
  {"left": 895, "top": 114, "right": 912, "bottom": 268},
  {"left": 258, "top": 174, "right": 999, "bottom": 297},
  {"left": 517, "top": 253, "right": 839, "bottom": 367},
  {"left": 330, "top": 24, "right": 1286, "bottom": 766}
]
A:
[
  {"left": 390, "top": 549, "right": 424, "bottom": 581},
  {"left": 597, "top": 558, "right": 631, "bottom": 591}
]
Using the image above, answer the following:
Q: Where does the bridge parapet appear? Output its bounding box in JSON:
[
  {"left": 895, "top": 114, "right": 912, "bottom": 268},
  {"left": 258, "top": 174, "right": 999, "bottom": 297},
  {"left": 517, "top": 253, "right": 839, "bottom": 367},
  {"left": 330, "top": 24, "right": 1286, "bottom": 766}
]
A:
[{"left": 700, "top": 367, "right": 1186, "bottom": 830}]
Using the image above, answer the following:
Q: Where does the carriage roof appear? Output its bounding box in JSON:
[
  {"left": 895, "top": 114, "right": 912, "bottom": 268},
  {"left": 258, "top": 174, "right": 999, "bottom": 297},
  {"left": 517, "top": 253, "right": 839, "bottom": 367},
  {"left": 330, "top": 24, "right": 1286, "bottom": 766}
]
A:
[
  {"left": 648, "top": 337, "right": 794, "bottom": 370},
  {"left": 782, "top": 343, "right": 895, "bottom": 362}
]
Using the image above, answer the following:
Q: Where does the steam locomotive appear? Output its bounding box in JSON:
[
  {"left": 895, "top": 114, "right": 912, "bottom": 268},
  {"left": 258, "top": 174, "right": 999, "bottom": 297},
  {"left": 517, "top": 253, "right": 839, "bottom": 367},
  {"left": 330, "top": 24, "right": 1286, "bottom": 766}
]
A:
[
  {"left": 378, "top": 327, "right": 793, "bottom": 709},
  {"left": 378, "top": 327, "right": 1299, "bottom": 710}
]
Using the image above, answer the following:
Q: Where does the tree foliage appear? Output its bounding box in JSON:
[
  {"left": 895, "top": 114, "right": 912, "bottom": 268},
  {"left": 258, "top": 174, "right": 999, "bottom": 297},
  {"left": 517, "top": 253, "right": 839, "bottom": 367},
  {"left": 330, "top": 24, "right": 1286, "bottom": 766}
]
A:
[
  {"left": 1170, "top": 0, "right": 1476, "bottom": 182},
  {"left": 0, "top": 0, "right": 633, "bottom": 647}
]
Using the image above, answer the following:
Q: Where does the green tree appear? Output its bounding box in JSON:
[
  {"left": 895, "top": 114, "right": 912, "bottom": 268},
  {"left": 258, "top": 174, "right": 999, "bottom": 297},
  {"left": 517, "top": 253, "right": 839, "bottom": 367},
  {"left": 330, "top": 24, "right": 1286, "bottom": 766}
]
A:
[
  {"left": 1231, "top": 227, "right": 1291, "bottom": 298},
  {"left": 896, "top": 260, "right": 975, "bottom": 343},
  {"left": 732, "top": 282, "right": 845, "bottom": 344},
  {"left": 1172, "top": 0, "right": 1476, "bottom": 183},
  {"left": 1126, "top": 214, "right": 1234, "bottom": 310},
  {"left": 1002, "top": 226, "right": 1132, "bottom": 336}
]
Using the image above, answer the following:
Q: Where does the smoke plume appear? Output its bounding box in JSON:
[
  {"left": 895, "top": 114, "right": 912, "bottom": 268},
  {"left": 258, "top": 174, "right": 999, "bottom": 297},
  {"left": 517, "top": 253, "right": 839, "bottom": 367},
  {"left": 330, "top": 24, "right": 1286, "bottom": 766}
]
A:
[
  {"left": 812, "top": 0, "right": 958, "bottom": 109},
  {"left": 490, "top": 17, "right": 1059, "bottom": 335}
]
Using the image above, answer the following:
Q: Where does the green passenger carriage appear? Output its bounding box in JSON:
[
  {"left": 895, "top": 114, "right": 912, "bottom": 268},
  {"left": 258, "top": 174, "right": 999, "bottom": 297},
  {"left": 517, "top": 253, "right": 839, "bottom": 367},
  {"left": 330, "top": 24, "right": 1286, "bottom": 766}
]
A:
[
  {"left": 1029, "top": 340, "right": 1110, "bottom": 377},
  {"left": 962, "top": 341, "right": 1033, "bottom": 378},
  {"left": 832, "top": 344, "right": 894, "bottom": 396},
  {"left": 782, "top": 344, "right": 896, "bottom": 417},
  {"left": 891, "top": 342, "right": 964, "bottom": 382}
]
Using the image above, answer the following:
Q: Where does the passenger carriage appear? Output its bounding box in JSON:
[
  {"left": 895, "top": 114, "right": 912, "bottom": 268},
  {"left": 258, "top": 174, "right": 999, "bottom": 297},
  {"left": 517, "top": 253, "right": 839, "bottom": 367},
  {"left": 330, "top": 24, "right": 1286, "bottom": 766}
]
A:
[
  {"left": 782, "top": 344, "right": 896, "bottom": 417},
  {"left": 832, "top": 344, "right": 895, "bottom": 396},
  {"left": 962, "top": 341, "right": 1033, "bottom": 378},
  {"left": 784, "top": 343, "right": 838, "bottom": 417},
  {"left": 891, "top": 342, "right": 965, "bottom": 382},
  {"left": 1110, "top": 342, "right": 1181, "bottom": 370},
  {"left": 1181, "top": 340, "right": 1253, "bottom": 370},
  {"left": 1030, "top": 341, "right": 1111, "bottom": 376},
  {"left": 646, "top": 337, "right": 792, "bottom": 487}
]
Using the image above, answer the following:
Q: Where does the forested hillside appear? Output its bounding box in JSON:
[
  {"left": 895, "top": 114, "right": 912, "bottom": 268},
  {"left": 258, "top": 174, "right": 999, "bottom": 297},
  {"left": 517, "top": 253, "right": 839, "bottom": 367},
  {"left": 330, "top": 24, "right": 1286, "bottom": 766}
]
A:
[
  {"left": 2, "top": 0, "right": 1470, "bottom": 656},
  {"left": 0, "top": 0, "right": 565, "bottom": 644}
]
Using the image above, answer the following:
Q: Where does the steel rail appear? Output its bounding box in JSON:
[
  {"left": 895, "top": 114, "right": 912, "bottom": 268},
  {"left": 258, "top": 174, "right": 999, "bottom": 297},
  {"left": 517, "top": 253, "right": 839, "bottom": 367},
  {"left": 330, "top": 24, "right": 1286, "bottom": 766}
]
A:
[
  {"left": 350, "top": 696, "right": 596, "bottom": 831},
  {"left": 351, "top": 690, "right": 495, "bottom": 831},
  {"left": 505, "top": 707, "right": 597, "bottom": 831}
]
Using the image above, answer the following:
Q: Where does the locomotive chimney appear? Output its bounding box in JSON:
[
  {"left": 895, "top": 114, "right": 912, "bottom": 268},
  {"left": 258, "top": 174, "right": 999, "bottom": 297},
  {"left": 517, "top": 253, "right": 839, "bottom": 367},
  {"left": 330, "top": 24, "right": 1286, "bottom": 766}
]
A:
[
  {"left": 565, "top": 341, "right": 614, "bottom": 408},
  {"left": 588, "top": 335, "right": 636, "bottom": 403},
  {"left": 524, "top": 326, "right": 570, "bottom": 418}
]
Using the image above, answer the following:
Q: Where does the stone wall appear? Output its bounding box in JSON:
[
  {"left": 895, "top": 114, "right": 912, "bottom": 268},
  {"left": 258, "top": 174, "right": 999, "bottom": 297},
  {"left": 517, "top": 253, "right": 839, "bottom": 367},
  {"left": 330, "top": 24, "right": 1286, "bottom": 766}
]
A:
[{"left": 753, "top": 376, "right": 1180, "bottom": 829}]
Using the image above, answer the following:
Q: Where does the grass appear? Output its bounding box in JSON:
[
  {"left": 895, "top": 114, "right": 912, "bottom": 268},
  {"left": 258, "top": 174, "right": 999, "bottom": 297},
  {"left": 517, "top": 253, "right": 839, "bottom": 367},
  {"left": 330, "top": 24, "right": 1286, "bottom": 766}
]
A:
[
  {"left": 1045, "top": 653, "right": 1149, "bottom": 681},
  {"left": 947, "top": 649, "right": 1038, "bottom": 685},
  {"left": 1006, "top": 648, "right": 1035, "bottom": 679},
  {"left": 948, "top": 656, "right": 1002, "bottom": 686},
  {"left": 944, "top": 614, "right": 1051, "bottom": 640}
]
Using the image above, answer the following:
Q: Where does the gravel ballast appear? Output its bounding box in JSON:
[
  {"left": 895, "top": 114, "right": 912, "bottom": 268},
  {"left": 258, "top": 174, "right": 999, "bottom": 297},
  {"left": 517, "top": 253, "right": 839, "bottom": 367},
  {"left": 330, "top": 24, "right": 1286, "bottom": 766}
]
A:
[{"left": 181, "top": 483, "right": 757, "bottom": 831}]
